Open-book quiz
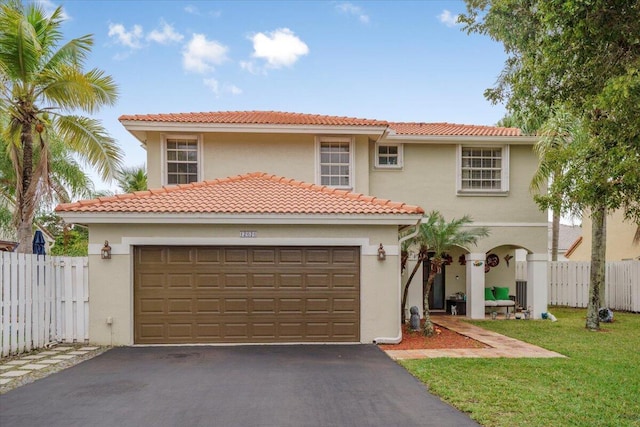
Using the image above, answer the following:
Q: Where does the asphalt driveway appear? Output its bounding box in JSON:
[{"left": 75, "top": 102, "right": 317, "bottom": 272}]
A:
[{"left": 0, "top": 345, "right": 478, "bottom": 427}]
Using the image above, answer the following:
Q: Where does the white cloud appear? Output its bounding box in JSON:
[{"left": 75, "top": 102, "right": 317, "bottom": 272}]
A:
[
  {"left": 226, "top": 84, "right": 242, "bottom": 95},
  {"left": 108, "top": 23, "right": 144, "bottom": 49},
  {"left": 335, "top": 2, "right": 369, "bottom": 24},
  {"left": 203, "top": 77, "right": 219, "bottom": 93},
  {"left": 147, "top": 21, "right": 184, "bottom": 44},
  {"left": 203, "top": 78, "right": 242, "bottom": 96},
  {"left": 37, "top": 0, "right": 71, "bottom": 20},
  {"left": 438, "top": 10, "right": 461, "bottom": 28},
  {"left": 184, "top": 5, "right": 199, "bottom": 15},
  {"left": 183, "top": 34, "right": 229, "bottom": 73},
  {"left": 239, "top": 60, "right": 262, "bottom": 75},
  {"left": 248, "top": 28, "right": 309, "bottom": 69}
]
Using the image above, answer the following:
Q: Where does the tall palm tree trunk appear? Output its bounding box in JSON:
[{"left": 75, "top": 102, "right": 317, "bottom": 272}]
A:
[
  {"left": 17, "top": 119, "right": 35, "bottom": 254},
  {"left": 586, "top": 204, "right": 606, "bottom": 330}
]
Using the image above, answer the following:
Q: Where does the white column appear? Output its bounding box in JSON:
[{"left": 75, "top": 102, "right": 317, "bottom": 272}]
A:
[
  {"left": 466, "top": 253, "right": 486, "bottom": 319},
  {"left": 526, "top": 253, "right": 548, "bottom": 319}
]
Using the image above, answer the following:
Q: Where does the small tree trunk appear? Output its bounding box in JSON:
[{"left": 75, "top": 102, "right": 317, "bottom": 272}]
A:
[
  {"left": 586, "top": 205, "right": 606, "bottom": 330},
  {"left": 422, "top": 262, "right": 438, "bottom": 336},
  {"left": 551, "top": 211, "right": 560, "bottom": 261},
  {"left": 401, "top": 253, "right": 424, "bottom": 324}
]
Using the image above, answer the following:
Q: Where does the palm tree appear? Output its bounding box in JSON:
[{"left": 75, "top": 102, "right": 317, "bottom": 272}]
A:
[
  {"left": 0, "top": 132, "right": 94, "bottom": 241},
  {"left": 530, "top": 106, "right": 587, "bottom": 261},
  {"left": 116, "top": 165, "right": 147, "bottom": 193},
  {"left": 415, "top": 211, "right": 488, "bottom": 336},
  {"left": 0, "top": 0, "right": 122, "bottom": 253}
]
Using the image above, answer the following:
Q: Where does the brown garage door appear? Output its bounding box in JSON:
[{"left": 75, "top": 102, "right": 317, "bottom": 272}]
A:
[{"left": 134, "top": 246, "right": 360, "bottom": 344}]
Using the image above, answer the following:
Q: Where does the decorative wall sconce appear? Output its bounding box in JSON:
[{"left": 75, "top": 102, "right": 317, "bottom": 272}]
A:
[
  {"left": 101, "top": 240, "right": 112, "bottom": 259},
  {"left": 377, "top": 243, "right": 386, "bottom": 261}
]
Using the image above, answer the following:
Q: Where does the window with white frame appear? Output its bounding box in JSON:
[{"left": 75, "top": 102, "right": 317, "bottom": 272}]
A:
[
  {"left": 458, "top": 145, "right": 509, "bottom": 193},
  {"left": 317, "top": 137, "right": 353, "bottom": 188},
  {"left": 375, "top": 143, "right": 403, "bottom": 168},
  {"left": 165, "top": 137, "right": 199, "bottom": 185}
]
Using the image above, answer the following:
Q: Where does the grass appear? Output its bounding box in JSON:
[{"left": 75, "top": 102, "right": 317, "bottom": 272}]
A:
[{"left": 401, "top": 307, "right": 640, "bottom": 427}]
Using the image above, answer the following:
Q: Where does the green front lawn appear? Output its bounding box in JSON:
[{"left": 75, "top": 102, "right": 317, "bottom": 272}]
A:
[{"left": 401, "top": 307, "right": 640, "bottom": 427}]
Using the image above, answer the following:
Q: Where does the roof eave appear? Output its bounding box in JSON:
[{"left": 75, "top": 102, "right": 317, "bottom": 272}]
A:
[
  {"left": 57, "top": 212, "right": 423, "bottom": 226},
  {"left": 380, "top": 134, "right": 538, "bottom": 144},
  {"left": 120, "top": 121, "right": 389, "bottom": 143}
]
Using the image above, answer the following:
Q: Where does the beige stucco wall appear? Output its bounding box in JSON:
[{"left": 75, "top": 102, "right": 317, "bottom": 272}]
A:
[
  {"left": 569, "top": 209, "right": 640, "bottom": 261},
  {"left": 145, "top": 132, "right": 372, "bottom": 195},
  {"left": 87, "top": 223, "right": 403, "bottom": 346}
]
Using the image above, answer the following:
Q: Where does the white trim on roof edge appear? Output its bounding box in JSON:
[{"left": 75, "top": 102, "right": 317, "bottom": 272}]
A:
[
  {"left": 121, "top": 121, "right": 388, "bottom": 144},
  {"left": 380, "top": 134, "right": 538, "bottom": 145},
  {"left": 58, "top": 212, "right": 423, "bottom": 225}
]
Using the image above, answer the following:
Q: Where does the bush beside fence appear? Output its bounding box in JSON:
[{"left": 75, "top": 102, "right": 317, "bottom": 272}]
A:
[{"left": 1, "top": 252, "right": 88, "bottom": 357}]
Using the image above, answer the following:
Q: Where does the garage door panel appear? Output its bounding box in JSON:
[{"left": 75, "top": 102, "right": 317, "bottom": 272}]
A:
[
  {"left": 167, "top": 274, "right": 193, "bottom": 288},
  {"left": 253, "top": 274, "right": 276, "bottom": 288},
  {"left": 196, "top": 299, "right": 220, "bottom": 313},
  {"left": 280, "top": 249, "right": 303, "bottom": 264},
  {"left": 224, "top": 274, "right": 249, "bottom": 289},
  {"left": 135, "top": 246, "right": 359, "bottom": 344},
  {"left": 195, "top": 274, "right": 221, "bottom": 289},
  {"left": 225, "top": 249, "right": 248, "bottom": 263},
  {"left": 252, "top": 249, "right": 276, "bottom": 264},
  {"left": 138, "top": 273, "right": 164, "bottom": 289},
  {"left": 195, "top": 248, "right": 221, "bottom": 263},
  {"left": 167, "top": 323, "right": 193, "bottom": 339},
  {"left": 307, "top": 249, "right": 330, "bottom": 264},
  {"left": 196, "top": 323, "right": 221, "bottom": 338},
  {"left": 280, "top": 274, "right": 303, "bottom": 289},
  {"left": 139, "top": 298, "right": 165, "bottom": 314},
  {"left": 138, "top": 247, "right": 165, "bottom": 264},
  {"left": 167, "top": 247, "right": 193, "bottom": 264},
  {"left": 333, "top": 274, "right": 359, "bottom": 289}
]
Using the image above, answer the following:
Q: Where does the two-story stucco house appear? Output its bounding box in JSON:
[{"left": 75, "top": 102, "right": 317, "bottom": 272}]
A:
[{"left": 56, "top": 111, "right": 548, "bottom": 346}]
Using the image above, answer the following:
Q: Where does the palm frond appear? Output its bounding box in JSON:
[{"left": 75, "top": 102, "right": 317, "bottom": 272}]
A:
[{"left": 53, "top": 114, "right": 123, "bottom": 181}]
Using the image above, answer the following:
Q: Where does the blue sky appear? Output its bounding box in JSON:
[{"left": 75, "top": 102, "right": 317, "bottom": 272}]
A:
[{"left": 39, "top": 0, "right": 509, "bottom": 191}]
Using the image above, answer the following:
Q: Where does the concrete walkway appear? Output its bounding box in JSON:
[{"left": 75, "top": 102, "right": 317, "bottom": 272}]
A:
[
  {"left": 384, "top": 315, "right": 566, "bottom": 360},
  {"left": 0, "top": 345, "right": 104, "bottom": 393}
]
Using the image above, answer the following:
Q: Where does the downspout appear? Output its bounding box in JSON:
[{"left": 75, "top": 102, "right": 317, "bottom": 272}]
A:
[{"left": 373, "top": 218, "right": 422, "bottom": 344}]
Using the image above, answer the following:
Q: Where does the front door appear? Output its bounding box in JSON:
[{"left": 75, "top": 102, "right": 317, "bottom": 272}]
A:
[{"left": 424, "top": 260, "right": 445, "bottom": 311}]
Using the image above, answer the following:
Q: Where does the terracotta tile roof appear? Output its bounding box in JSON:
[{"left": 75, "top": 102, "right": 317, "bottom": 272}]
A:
[
  {"left": 56, "top": 172, "right": 424, "bottom": 215},
  {"left": 388, "top": 122, "right": 522, "bottom": 137},
  {"left": 118, "top": 110, "right": 522, "bottom": 136},
  {"left": 118, "top": 111, "right": 389, "bottom": 127}
]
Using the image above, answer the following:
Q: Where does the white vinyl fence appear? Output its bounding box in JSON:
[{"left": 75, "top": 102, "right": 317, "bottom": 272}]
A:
[
  {"left": 540, "top": 260, "right": 639, "bottom": 312},
  {"left": 1, "top": 252, "right": 89, "bottom": 357}
]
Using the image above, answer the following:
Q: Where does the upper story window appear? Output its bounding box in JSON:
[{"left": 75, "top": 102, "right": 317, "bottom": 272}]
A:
[
  {"left": 375, "top": 143, "right": 403, "bottom": 169},
  {"left": 317, "top": 137, "right": 354, "bottom": 188},
  {"left": 163, "top": 135, "right": 201, "bottom": 185},
  {"left": 457, "top": 145, "right": 509, "bottom": 194}
]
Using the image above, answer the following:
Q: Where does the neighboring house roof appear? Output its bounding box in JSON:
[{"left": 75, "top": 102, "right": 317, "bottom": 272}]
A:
[
  {"left": 388, "top": 122, "right": 521, "bottom": 137},
  {"left": 118, "top": 110, "right": 521, "bottom": 137},
  {"left": 564, "top": 236, "right": 582, "bottom": 258},
  {"left": 56, "top": 172, "right": 424, "bottom": 216},
  {"left": 558, "top": 224, "right": 583, "bottom": 252}
]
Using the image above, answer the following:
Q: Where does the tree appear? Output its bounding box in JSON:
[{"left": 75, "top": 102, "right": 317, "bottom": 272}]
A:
[
  {"left": 402, "top": 211, "right": 488, "bottom": 336},
  {"left": 0, "top": 131, "right": 94, "bottom": 241},
  {"left": 116, "top": 165, "right": 147, "bottom": 193},
  {"left": 530, "top": 106, "right": 588, "bottom": 262},
  {"left": 461, "top": 0, "right": 640, "bottom": 330},
  {"left": 0, "top": 0, "right": 122, "bottom": 253}
]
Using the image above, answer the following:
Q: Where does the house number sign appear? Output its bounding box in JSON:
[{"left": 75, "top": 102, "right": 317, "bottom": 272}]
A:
[{"left": 240, "top": 231, "right": 257, "bottom": 238}]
